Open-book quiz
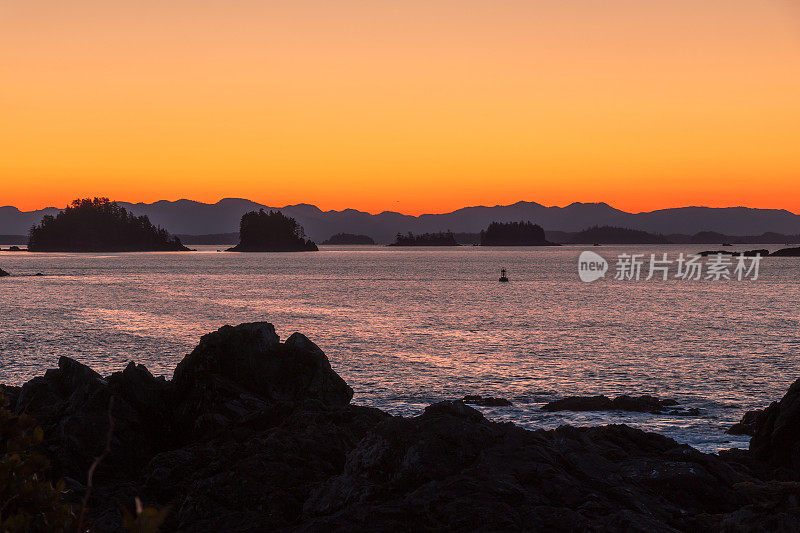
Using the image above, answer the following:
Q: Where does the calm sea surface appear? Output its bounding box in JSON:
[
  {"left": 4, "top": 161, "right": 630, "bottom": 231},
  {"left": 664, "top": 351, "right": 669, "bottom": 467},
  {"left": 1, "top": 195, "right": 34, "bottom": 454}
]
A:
[{"left": 2, "top": 244, "right": 799, "bottom": 452}]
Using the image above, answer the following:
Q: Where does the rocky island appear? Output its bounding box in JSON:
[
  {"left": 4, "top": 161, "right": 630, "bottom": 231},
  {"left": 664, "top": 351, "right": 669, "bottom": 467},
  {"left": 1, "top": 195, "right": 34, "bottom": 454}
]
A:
[
  {"left": 479, "top": 221, "right": 558, "bottom": 246},
  {"left": 227, "top": 209, "right": 318, "bottom": 252},
  {"left": 4, "top": 322, "right": 800, "bottom": 531},
  {"left": 770, "top": 246, "right": 800, "bottom": 257},
  {"left": 320, "top": 232, "right": 375, "bottom": 245},
  {"left": 27, "top": 198, "right": 190, "bottom": 252}
]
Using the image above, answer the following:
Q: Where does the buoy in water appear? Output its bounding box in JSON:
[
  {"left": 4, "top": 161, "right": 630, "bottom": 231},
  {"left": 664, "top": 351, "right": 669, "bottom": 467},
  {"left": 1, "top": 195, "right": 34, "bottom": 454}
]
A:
[{"left": 499, "top": 268, "right": 509, "bottom": 282}]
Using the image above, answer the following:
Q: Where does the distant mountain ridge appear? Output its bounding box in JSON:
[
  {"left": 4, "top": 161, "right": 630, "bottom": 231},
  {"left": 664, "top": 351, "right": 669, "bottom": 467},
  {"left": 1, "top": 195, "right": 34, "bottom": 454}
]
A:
[{"left": 3, "top": 199, "right": 800, "bottom": 244}]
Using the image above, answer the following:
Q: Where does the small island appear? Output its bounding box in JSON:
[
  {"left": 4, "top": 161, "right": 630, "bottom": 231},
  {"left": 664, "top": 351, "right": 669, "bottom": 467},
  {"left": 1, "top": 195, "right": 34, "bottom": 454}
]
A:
[
  {"left": 770, "top": 246, "right": 800, "bottom": 257},
  {"left": 227, "top": 209, "right": 318, "bottom": 252},
  {"left": 479, "top": 221, "right": 558, "bottom": 246},
  {"left": 388, "top": 231, "right": 458, "bottom": 246},
  {"left": 570, "top": 225, "right": 670, "bottom": 245},
  {"left": 27, "top": 198, "right": 190, "bottom": 252},
  {"left": 321, "top": 233, "right": 375, "bottom": 245}
]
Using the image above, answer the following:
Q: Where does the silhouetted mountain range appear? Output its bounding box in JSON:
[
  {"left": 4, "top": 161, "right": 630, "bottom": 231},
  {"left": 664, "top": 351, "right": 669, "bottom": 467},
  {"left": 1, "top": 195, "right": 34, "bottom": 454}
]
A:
[{"left": 3, "top": 199, "right": 800, "bottom": 244}]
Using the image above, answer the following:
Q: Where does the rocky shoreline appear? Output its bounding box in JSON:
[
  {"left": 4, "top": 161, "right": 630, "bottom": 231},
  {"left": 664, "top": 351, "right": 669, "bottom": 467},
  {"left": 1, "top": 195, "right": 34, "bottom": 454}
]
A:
[{"left": 4, "top": 322, "right": 800, "bottom": 531}]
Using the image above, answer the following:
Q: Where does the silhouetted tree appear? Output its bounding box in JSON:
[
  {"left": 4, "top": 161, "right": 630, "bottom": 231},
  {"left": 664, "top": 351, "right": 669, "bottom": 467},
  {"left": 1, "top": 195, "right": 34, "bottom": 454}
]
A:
[
  {"left": 388, "top": 231, "right": 458, "bottom": 246},
  {"left": 321, "top": 233, "right": 375, "bottom": 245},
  {"left": 570, "top": 226, "right": 670, "bottom": 244},
  {"left": 27, "top": 198, "right": 189, "bottom": 252}
]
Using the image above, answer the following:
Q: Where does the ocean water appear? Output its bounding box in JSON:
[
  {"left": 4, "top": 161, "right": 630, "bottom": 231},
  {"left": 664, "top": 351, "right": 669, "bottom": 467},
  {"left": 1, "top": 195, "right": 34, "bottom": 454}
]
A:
[{"left": 1, "top": 244, "right": 799, "bottom": 453}]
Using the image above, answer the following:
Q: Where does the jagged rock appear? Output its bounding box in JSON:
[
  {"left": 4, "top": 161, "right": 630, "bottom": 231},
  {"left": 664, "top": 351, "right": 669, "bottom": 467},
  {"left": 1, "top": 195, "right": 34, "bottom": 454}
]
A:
[
  {"left": 302, "top": 402, "right": 755, "bottom": 531},
  {"left": 750, "top": 379, "right": 800, "bottom": 470},
  {"left": 5, "top": 324, "right": 800, "bottom": 531},
  {"left": 14, "top": 357, "right": 160, "bottom": 486},
  {"left": 0, "top": 267, "right": 9, "bottom": 277},
  {"left": 462, "top": 394, "right": 513, "bottom": 406},
  {"left": 0, "top": 384, "right": 20, "bottom": 407},
  {"left": 728, "top": 408, "right": 768, "bottom": 436},
  {"left": 172, "top": 323, "right": 353, "bottom": 435},
  {"left": 542, "top": 394, "right": 678, "bottom": 413}
]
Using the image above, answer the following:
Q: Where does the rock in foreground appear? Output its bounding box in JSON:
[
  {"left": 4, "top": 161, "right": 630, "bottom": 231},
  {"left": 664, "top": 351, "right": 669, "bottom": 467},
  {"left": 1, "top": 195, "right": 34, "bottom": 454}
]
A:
[
  {"left": 542, "top": 394, "right": 678, "bottom": 413},
  {"left": 5, "top": 324, "right": 800, "bottom": 531}
]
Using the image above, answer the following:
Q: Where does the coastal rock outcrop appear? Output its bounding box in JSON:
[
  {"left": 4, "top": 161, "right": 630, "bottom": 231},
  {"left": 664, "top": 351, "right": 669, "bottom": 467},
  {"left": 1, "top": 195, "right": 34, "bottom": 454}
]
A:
[
  {"left": 172, "top": 322, "right": 353, "bottom": 435},
  {"left": 542, "top": 394, "right": 678, "bottom": 413},
  {"left": 749, "top": 378, "right": 800, "bottom": 470},
  {"left": 728, "top": 408, "right": 768, "bottom": 436},
  {"left": 5, "top": 324, "right": 800, "bottom": 531},
  {"left": 0, "top": 267, "right": 9, "bottom": 276}
]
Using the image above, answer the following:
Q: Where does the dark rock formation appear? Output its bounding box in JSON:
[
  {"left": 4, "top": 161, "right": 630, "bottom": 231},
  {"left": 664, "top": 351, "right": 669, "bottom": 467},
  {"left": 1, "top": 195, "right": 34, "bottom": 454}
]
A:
[
  {"left": 5, "top": 325, "right": 800, "bottom": 531},
  {"left": 462, "top": 394, "right": 513, "bottom": 406},
  {"left": 770, "top": 247, "right": 800, "bottom": 257},
  {"left": 749, "top": 379, "right": 800, "bottom": 471},
  {"left": 172, "top": 323, "right": 352, "bottom": 435},
  {"left": 0, "top": 267, "right": 9, "bottom": 277},
  {"left": 728, "top": 408, "right": 768, "bottom": 436},
  {"left": 542, "top": 394, "right": 678, "bottom": 413},
  {"left": 321, "top": 233, "right": 375, "bottom": 245}
]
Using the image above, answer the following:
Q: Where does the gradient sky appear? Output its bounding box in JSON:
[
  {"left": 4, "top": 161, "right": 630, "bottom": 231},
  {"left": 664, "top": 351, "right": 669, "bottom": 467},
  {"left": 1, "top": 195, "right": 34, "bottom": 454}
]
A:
[{"left": 2, "top": 1, "right": 800, "bottom": 214}]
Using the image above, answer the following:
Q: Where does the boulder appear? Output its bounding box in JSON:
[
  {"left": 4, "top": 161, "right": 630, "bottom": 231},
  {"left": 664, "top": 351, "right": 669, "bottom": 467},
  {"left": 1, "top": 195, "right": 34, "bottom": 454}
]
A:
[
  {"left": 14, "top": 357, "right": 161, "bottom": 483},
  {"left": 542, "top": 394, "right": 678, "bottom": 413},
  {"left": 728, "top": 408, "right": 768, "bottom": 436},
  {"left": 749, "top": 379, "right": 800, "bottom": 470},
  {"left": 172, "top": 323, "right": 353, "bottom": 435}
]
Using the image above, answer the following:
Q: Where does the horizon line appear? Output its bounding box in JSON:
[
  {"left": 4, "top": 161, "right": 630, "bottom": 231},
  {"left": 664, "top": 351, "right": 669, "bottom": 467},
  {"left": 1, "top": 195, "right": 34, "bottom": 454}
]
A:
[{"left": 3, "top": 197, "right": 800, "bottom": 218}]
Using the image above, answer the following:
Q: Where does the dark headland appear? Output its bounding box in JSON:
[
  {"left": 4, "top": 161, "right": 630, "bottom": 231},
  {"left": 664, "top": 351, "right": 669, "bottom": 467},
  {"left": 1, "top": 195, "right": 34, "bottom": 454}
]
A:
[
  {"left": 4, "top": 322, "right": 800, "bottom": 531},
  {"left": 27, "top": 198, "right": 190, "bottom": 252},
  {"left": 227, "top": 209, "right": 318, "bottom": 252}
]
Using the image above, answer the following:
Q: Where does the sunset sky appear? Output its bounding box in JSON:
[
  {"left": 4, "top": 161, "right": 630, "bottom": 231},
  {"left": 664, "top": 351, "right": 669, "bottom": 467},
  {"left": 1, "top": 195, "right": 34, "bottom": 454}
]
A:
[{"left": 2, "top": 1, "right": 800, "bottom": 214}]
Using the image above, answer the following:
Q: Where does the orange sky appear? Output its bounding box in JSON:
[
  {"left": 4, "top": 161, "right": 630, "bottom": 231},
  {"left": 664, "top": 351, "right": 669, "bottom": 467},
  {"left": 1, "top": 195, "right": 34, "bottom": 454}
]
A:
[{"left": 2, "top": 0, "right": 800, "bottom": 215}]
